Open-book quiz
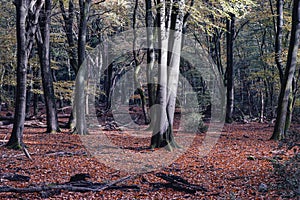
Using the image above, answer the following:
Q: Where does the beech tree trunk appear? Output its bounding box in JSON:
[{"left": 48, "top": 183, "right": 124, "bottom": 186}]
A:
[
  {"left": 59, "top": 0, "right": 78, "bottom": 73},
  {"left": 37, "top": 0, "right": 60, "bottom": 133},
  {"left": 133, "top": 0, "right": 149, "bottom": 124},
  {"left": 59, "top": 0, "right": 78, "bottom": 129},
  {"left": 271, "top": 0, "right": 300, "bottom": 140},
  {"left": 225, "top": 13, "right": 235, "bottom": 123},
  {"left": 7, "top": 0, "right": 44, "bottom": 149},
  {"left": 145, "top": 0, "right": 156, "bottom": 108},
  {"left": 150, "top": 0, "right": 184, "bottom": 151},
  {"left": 275, "top": 0, "right": 284, "bottom": 83},
  {"left": 74, "top": 0, "right": 91, "bottom": 135}
]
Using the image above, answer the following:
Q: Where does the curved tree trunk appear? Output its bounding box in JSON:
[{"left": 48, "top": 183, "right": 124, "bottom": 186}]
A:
[{"left": 7, "top": 0, "right": 44, "bottom": 149}]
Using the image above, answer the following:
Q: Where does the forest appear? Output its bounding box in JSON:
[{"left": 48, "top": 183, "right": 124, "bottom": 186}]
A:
[{"left": 0, "top": 0, "right": 299, "bottom": 199}]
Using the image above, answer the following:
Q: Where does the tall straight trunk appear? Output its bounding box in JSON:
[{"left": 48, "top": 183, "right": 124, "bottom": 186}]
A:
[
  {"left": 275, "top": 0, "right": 284, "bottom": 83},
  {"left": 145, "top": 0, "right": 156, "bottom": 108},
  {"left": 151, "top": 0, "right": 170, "bottom": 149},
  {"left": 165, "top": 0, "right": 185, "bottom": 150},
  {"left": 26, "top": 63, "right": 33, "bottom": 117},
  {"left": 75, "top": 0, "right": 91, "bottom": 135},
  {"left": 33, "top": 67, "right": 41, "bottom": 116},
  {"left": 37, "top": 0, "right": 60, "bottom": 133},
  {"left": 271, "top": 0, "right": 300, "bottom": 140},
  {"left": 133, "top": 0, "right": 149, "bottom": 124},
  {"left": 59, "top": 0, "right": 78, "bottom": 73},
  {"left": 7, "top": 0, "right": 44, "bottom": 149},
  {"left": 225, "top": 13, "right": 235, "bottom": 123},
  {"left": 59, "top": 0, "right": 78, "bottom": 129},
  {"left": 104, "top": 63, "right": 113, "bottom": 110}
]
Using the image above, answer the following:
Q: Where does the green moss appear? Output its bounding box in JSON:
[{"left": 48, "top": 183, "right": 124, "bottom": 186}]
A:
[{"left": 7, "top": 143, "right": 22, "bottom": 150}]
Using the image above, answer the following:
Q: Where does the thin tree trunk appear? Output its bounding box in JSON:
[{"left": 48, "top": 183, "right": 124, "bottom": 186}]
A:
[
  {"left": 37, "top": 0, "right": 60, "bottom": 133},
  {"left": 225, "top": 13, "right": 235, "bottom": 123},
  {"left": 59, "top": 0, "right": 78, "bottom": 129},
  {"left": 133, "top": 0, "right": 149, "bottom": 124},
  {"left": 33, "top": 68, "right": 41, "bottom": 116},
  {"left": 59, "top": 0, "right": 78, "bottom": 73},
  {"left": 26, "top": 63, "right": 33, "bottom": 117},
  {"left": 275, "top": 0, "right": 284, "bottom": 83}
]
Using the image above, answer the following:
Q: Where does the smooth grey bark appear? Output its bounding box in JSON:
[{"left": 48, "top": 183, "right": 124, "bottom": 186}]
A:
[
  {"left": 145, "top": 0, "right": 156, "bottom": 109},
  {"left": 74, "top": 0, "right": 91, "bottom": 135},
  {"left": 37, "top": 0, "right": 60, "bottom": 133},
  {"left": 275, "top": 0, "right": 284, "bottom": 83},
  {"left": 150, "top": 0, "right": 184, "bottom": 151},
  {"left": 225, "top": 13, "right": 235, "bottom": 123},
  {"left": 271, "top": 0, "right": 300, "bottom": 140},
  {"left": 7, "top": 0, "right": 44, "bottom": 149}
]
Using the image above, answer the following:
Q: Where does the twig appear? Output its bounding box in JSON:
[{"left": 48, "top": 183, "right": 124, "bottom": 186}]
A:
[{"left": 22, "top": 146, "right": 32, "bottom": 161}]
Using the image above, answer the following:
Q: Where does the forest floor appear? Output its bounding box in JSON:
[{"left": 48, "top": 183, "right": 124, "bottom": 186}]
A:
[{"left": 0, "top": 112, "right": 299, "bottom": 199}]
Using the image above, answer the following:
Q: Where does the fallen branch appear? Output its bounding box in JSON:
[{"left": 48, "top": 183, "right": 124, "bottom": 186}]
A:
[
  {"left": 0, "top": 132, "right": 9, "bottom": 147},
  {"left": 0, "top": 173, "right": 30, "bottom": 182},
  {"left": 155, "top": 173, "right": 207, "bottom": 194},
  {"left": 0, "top": 175, "right": 138, "bottom": 197},
  {"left": 22, "top": 146, "right": 32, "bottom": 161}
]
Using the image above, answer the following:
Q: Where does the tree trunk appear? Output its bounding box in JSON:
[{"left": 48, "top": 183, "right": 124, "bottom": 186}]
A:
[
  {"left": 7, "top": 0, "right": 44, "bottom": 149},
  {"left": 145, "top": 0, "right": 156, "bottom": 108},
  {"left": 26, "top": 63, "right": 33, "bottom": 118},
  {"left": 150, "top": 0, "right": 184, "bottom": 151},
  {"left": 59, "top": 0, "right": 78, "bottom": 73},
  {"left": 225, "top": 13, "right": 235, "bottom": 123},
  {"left": 33, "top": 67, "right": 41, "bottom": 116},
  {"left": 275, "top": 0, "right": 284, "bottom": 83},
  {"left": 271, "top": 0, "right": 300, "bottom": 140},
  {"left": 37, "top": 0, "right": 60, "bottom": 133},
  {"left": 59, "top": 0, "right": 78, "bottom": 129},
  {"left": 74, "top": 0, "right": 91, "bottom": 135},
  {"left": 133, "top": 0, "right": 149, "bottom": 124}
]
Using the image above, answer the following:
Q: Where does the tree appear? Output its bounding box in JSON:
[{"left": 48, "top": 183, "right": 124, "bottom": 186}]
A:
[
  {"left": 36, "top": 0, "right": 60, "bottom": 133},
  {"left": 271, "top": 0, "right": 300, "bottom": 140},
  {"left": 6, "top": 0, "right": 44, "bottom": 149},
  {"left": 150, "top": 0, "right": 185, "bottom": 151},
  {"left": 132, "top": 0, "right": 149, "bottom": 124},
  {"left": 145, "top": 0, "right": 156, "bottom": 109},
  {"left": 225, "top": 13, "right": 235, "bottom": 123},
  {"left": 274, "top": 0, "right": 284, "bottom": 83},
  {"left": 74, "top": 0, "right": 91, "bottom": 135}
]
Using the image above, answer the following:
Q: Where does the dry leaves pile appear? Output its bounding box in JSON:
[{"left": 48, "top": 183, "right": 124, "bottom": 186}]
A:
[{"left": 0, "top": 122, "right": 298, "bottom": 199}]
